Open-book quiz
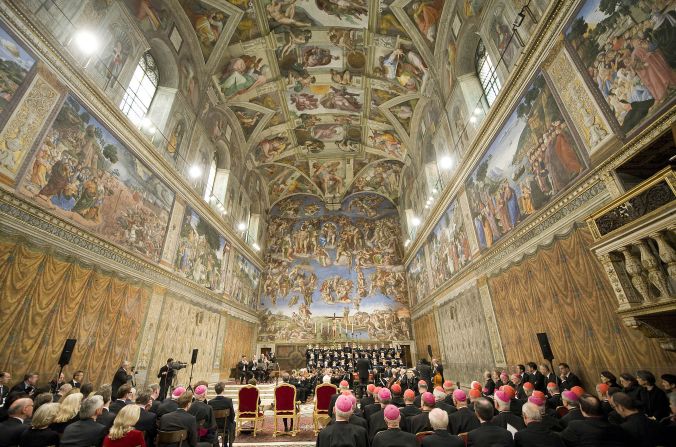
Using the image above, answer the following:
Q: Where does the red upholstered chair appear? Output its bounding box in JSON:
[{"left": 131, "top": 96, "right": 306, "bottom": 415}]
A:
[
  {"left": 273, "top": 383, "right": 300, "bottom": 437},
  {"left": 236, "top": 385, "right": 264, "bottom": 437},
  {"left": 313, "top": 383, "right": 337, "bottom": 435}
]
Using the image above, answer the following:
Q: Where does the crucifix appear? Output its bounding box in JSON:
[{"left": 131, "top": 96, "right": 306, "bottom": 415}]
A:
[{"left": 328, "top": 313, "right": 340, "bottom": 339}]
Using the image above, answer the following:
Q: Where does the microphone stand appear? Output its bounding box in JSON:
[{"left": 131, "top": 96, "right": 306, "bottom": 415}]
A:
[{"left": 187, "top": 362, "right": 196, "bottom": 391}]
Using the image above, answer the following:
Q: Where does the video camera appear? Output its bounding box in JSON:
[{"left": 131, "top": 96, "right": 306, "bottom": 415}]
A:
[{"left": 169, "top": 361, "right": 187, "bottom": 371}]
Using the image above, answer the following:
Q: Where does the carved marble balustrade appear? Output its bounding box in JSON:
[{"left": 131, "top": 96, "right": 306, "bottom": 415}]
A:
[{"left": 587, "top": 167, "right": 676, "bottom": 351}]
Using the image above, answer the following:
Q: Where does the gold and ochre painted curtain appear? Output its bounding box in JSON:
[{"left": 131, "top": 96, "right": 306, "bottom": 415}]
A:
[{"left": 0, "top": 240, "right": 149, "bottom": 387}]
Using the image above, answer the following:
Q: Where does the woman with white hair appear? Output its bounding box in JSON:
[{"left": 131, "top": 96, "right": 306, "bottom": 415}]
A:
[
  {"left": 19, "top": 402, "right": 60, "bottom": 447},
  {"left": 103, "top": 404, "right": 145, "bottom": 447}
]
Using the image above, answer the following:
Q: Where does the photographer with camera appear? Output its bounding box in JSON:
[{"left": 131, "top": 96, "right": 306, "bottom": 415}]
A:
[{"left": 158, "top": 358, "right": 187, "bottom": 401}]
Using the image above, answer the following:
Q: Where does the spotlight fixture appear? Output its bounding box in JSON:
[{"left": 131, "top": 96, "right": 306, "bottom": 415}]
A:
[
  {"left": 73, "top": 30, "right": 99, "bottom": 55},
  {"left": 432, "top": 188, "right": 437, "bottom": 194},
  {"left": 469, "top": 116, "right": 478, "bottom": 124},
  {"left": 474, "top": 107, "right": 483, "bottom": 115},
  {"left": 411, "top": 217, "right": 421, "bottom": 227},
  {"left": 252, "top": 243, "right": 261, "bottom": 251},
  {"left": 439, "top": 155, "right": 453, "bottom": 170},
  {"left": 188, "top": 165, "right": 202, "bottom": 179},
  {"left": 237, "top": 222, "right": 247, "bottom": 231},
  {"left": 404, "top": 239, "right": 411, "bottom": 248}
]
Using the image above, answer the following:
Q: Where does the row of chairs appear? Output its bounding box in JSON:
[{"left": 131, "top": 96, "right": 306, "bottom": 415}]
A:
[{"left": 235, "top": 382, "right": 339, "bottom": 437}]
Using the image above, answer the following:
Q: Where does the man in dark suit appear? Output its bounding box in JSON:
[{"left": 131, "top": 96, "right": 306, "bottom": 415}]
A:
[
  {"left": 448, "top": 389, "right": 480, "bottom": 435},
  {"left": 0, "top": 372, "right": 11, "bottom": 407},
  {"left": 68, "top": 370, "right": 84, "bottom": 389},
  {"left": 418, "top": 359, "right": 433, "bottom": 391},
  {"left": 360, "top": 383, "right": 375, "bottom": 410},
  {"left": 157, "top": 359, "right": 175, "bottom": 401},
  {"left": 559, "top": 391, "right": 584, "bottom": 429},
  {"left": 514, "top": 402, "right": 564, "bottom": 447},
  {"left": 236, "top": 356, "right": 250, "bottom": 384},
  {"left": 94, "top": 386, "right": 116, "bottom": 430},
  {"left": 467, "top": 397, "right": 514, "bottom": 447},
  {"left": 372, "top": 404, "right": 416, "bottom": 447},
  {"left": 61, "top": 395, "right": 107, "bottom": 447},
  {"left": 111, "top": 361, "right": 133, "bottom": 398},
  {"left": 135, "top": 392, "right": 158, "bottom": 447},
  {"left": 539, "top": 364, "right": 557, "bottom": 389},
  {"left": 559, "top": 394, "right": 628, "bottom": 447},
  {"left": 526, "top": 363, "right": 545, "bottom": 392},
  {"left": 158, "top": 391, "right": 199, "bottom": 447},
  {"left": 208, "top": 382, "right": 235, "bottom": 447},
  {"left": 148, "top": 383, "right": 162, "bottom": 414},
  {"left": 0, "top": 398, "right": 32, "bottom": 447},
  {"left": 356, "top": 354, "right": 371, "bottom": 398},
  {"left": 109, "top": 383, "right": 132, "bottom": 414},
  {"left": 9, "top": 373, "right": 38, "bottom": 397},
  {"left": 614, "top": 391, "right": 665, "bottom": 447},
  {"left": 422, "top": 408, "right": 464, "bottom": 447},
  {"left": 557, "top": 363, "right": 581, "bottom": 391}
]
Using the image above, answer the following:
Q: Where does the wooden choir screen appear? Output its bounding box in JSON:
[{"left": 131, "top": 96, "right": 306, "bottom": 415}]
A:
[
  {"left": 221, "top": 314, "right": 256, "bottom": 378},
  {"left": 412, "top": 313, "right": 440, "bottom": 363},
  {"left": 0, "top": 240, "right": 149, "bottom": 386},
  {"left": 488, "top": 228, "right": 676, "bottom": 388}
]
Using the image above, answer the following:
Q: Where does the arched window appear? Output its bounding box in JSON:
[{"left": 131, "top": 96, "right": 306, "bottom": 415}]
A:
[
  {"left": 119, "top": 51, "right": 159, "bottom": 124},
  {"left": 475, "top": 40, "right": 501, "bottom": 107},
  {"left": 203, "top": 155, "right": 218, "bottom": 201}
]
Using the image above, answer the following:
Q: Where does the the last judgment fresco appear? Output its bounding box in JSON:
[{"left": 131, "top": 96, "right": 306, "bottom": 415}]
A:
[{"left": 259, "top": 193, "right": 411, "bottom": 343}]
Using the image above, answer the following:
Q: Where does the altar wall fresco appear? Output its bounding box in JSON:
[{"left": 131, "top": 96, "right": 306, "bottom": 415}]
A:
[{"left": 258, "top": 192, "right": 411, "bottom": 343}]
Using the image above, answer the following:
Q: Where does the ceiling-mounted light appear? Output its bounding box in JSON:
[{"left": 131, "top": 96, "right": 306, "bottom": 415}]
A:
[
  {"left": 411, "top": 216, "right": 421, "bottom": 227},
  {"left": 432, "top": 188, "right": 437, "bottom": 194},
  {"left": 474, "top": 107, "right": 482, "bottom": 115},
  {"left": 425, "top": 205, "right": 430, "bottom": 209},
  {"left": 73, "top": 29, "right": 99, "bottom": 55},
  {"left": 428, "top": 196, "right": 433, "bottom": 201},
  {"left": 469, "top": 116, "right": 478, "bottom": 124},
  {"left": 404, "top": 239, "right": 411, "bottom": 248},
  {"left": 439, "top": 155, "right": 453, "bottom": 170},
  {"left": 252, "top": 243, "right": 261, "bottom": 251},
  {"left": 188, "top": 165, "right": 202, "bottom": 179},
  {"left": 237, "top": 222, "right": 247, "bottom": 231}
]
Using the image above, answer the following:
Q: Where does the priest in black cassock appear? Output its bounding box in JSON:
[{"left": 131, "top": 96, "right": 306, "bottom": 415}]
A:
[
  {"left": 372, "top": 404, "right": 417, "bottom": 447},
  {"left": 317, "top": 394, "right": 368, "bottom": 447}
]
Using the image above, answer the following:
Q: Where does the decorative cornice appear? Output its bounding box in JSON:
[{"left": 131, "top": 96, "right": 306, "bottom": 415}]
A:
[
  {"left": 0, "top": 191, "right": 259, "bottom": 324},
  {"left": 0, "top": 1, "right": 264, "bottom": 270}
]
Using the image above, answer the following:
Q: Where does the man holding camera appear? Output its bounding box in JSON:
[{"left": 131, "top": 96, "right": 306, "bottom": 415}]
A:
[{"left": 158, "top": 358, "right": 177, "bottom": 401}]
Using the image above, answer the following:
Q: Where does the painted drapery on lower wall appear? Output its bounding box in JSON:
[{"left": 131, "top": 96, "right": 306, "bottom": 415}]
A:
[
  {"left": 436, "top": 286, "right": 495, "bottom": 387},
  {"left": 0, "top": 239, "right": 149, "bottom": 386},
  {"left": 412, "top": 313, "right": 439, "bottom": 363},
  {"left": 488, "top": 228, "right": 676, "bottom": 387},
  {"left": 221, "top": 314, "right": 256, "bottom": 377},
  {"left": 259, "top": 193, "right": 411, "bottom": 343}
]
